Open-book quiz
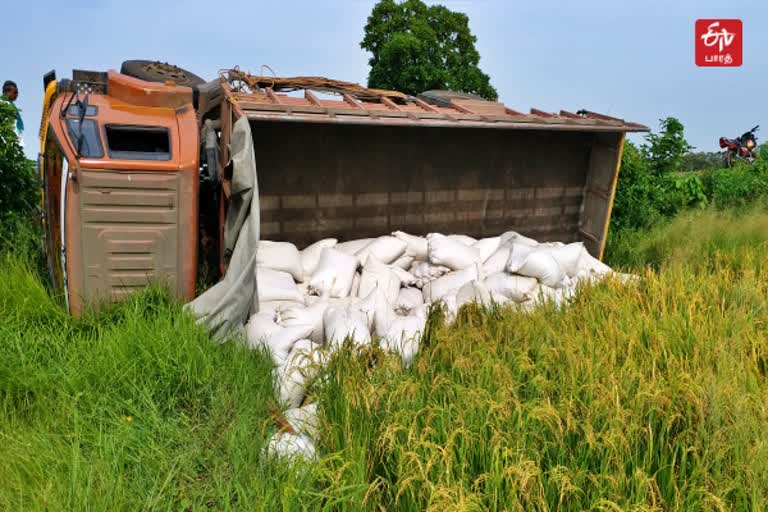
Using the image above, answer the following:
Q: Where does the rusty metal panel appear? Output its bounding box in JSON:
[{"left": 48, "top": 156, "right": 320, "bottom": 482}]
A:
[
  {"left": 77, "top": 169, "right": 191, "bottom": 304},
  {"left": 251, "top": 121, "right": 594, "bottom": 250},
  {"left": 578, "top": 133, "right": 625, "bottom": 257}
]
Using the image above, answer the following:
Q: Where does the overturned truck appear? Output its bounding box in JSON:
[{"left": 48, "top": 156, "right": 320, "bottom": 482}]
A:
[{"left": 38, "top": 61, "right": 648, "bottom": 319}]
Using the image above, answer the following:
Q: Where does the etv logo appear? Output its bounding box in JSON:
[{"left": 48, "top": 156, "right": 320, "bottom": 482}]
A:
[{"left": 696, "top": 19, "right": 742, "bottom": 67}]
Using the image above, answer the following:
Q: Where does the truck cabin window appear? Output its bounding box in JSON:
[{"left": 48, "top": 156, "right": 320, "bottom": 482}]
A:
[
  {"left": 65, "top": 119, "right": 104, "bottom": 158},
  {"left": 105, "top": 125, "right": 171, "bottom": 161}
]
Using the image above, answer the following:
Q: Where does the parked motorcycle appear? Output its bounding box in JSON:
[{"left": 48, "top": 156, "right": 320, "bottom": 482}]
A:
[{"left": 719, "top": 125, "right": 759, "bottom": 167}]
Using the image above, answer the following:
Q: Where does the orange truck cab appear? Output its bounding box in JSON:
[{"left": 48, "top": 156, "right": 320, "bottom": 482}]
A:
[{"left": 41, "top": 70, "right": 199, "bottom": 315}]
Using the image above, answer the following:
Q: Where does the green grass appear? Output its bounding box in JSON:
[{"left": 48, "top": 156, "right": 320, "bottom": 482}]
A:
[{"left": 1, "top": 205, "right": 768, "bottom": 510}]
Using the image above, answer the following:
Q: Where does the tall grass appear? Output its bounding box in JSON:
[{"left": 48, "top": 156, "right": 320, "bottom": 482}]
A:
[{"left": 1, "top": 205, "right": 767, "bottom": 510}]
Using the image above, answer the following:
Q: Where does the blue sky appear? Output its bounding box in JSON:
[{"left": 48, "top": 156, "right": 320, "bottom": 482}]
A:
[{"left": 4, "top": 0, "right": 766, "bottom": 159}]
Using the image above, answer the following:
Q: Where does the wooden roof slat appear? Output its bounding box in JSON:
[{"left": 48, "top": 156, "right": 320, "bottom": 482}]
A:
[
  {"left": 304, "top": 90, "right": 322, "bottom": 107},
  {"left": 381, "top": 97, "right": 404, "bottom": 111},
  {"left": 343, "top": 93, "right": 363, "bottom": 110}
]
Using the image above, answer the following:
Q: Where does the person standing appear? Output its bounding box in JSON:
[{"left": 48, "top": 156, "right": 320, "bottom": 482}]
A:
[{"left": 1, "top": 80, "right": 24, "bottom": 145}]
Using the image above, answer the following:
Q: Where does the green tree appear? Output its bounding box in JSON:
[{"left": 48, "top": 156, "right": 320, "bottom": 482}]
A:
[
  {"left": 642, "top": 117, "right": 693, "bottom": 175},
  {"left": 361, "top": 0, "right": 498, "bottom": 100},
  {"left": 0, "top": 100, "right": 38, "bottom": 251}
]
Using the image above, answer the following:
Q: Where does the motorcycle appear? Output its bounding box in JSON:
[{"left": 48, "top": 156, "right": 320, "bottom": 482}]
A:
[{"left": 719, "top": 125, "right": 759, "bottom": 167}]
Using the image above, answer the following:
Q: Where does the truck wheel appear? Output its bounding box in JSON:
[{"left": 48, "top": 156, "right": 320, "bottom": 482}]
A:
[{"left": 120, "top": 60, "right": 206, "bottom": 87}]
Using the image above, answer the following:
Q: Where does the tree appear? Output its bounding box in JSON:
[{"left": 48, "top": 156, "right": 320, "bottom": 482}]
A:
[
  {"left": 0, "top": 100, "right": 37, "bottom": 251},
  {"left": 361, "top": 0, "right": 498, "bottom": 100},
  {"left": 642, "top": 117, "right": 693, "bottom": 175}
]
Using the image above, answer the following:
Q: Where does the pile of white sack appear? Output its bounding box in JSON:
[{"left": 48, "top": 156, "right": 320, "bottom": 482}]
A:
[{"left": 250, "top": 230, "right": 634, "bottom": 462}]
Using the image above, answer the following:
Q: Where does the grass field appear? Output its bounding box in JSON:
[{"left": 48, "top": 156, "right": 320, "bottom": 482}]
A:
[{"left": 1, "top": 204, "right": 767, "bottom": 511}]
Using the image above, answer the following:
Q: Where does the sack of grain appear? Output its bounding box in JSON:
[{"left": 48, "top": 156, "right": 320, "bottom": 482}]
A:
[
  {"left": 277, "top": 338, "right": 321, "bottom": 408},
  {"left": 280, "top": 300, "right": 329, "bottom": 345},
  {"left": 354, "top": 236, "right": 407, "bottom": 266},
  {"left": 390, "top": 266, "right": 417, "bottom": 287},
  {"left": 336, "top": 238, "right": 374, "bottom": 255},
  {"left": 256, "top": 241, "right": 303, "bottom": 282},
  {"left": 283, "top": 402, "right": 319, "bottom": 439},
  {"left": 409, "top": 261, "right": 451, "bottom": 288},
  {"left": 323, "top": 305, "right": 371, "bottom": 349},
  {"left": 576, "top": 250, "right": 612, "bottom": 276},
  {"left": 392, "top": 231, "right": 428, "bottom": 260},
  {"left": 266, "top": 431, "right": 317, "bottom": 462},
  {"left": 447, "top": 234, "right": 477, "bottom": 246},
  {"left": 245, "top": 311, "right": 313, "bottom": 366},
  {"left": 300, "top": 238, "right": 338, "bottom": 280},
  {"left": 350, "top": 271, "right": 361, "bottom": 297},
  {"left": 483, "top": 246, "right": 511, "bottom": 275},
  {"left": 422, "top": 265, "right": 479, "bottom": 302},
  {"left": 504, "top": 243, "right": 537, "bottom": 274},
  {"left": 308, "top": 248, "right": 359, "bottom": 298},
  {"left": 358, "top": 256, "right": 402, "bottom": 305},
  {"left": 258, "top": 300, "right": 306, "bottom": 317},
  {"left": 391, "top": 254, "right": 415, "bottom": 271},
  {"left": 547, "top": 242, "right": 588, "bottom": 278},
  {"left": 472, "top": 236, "right": 501, "bottom": 262},
  {"left": 499, "top": 231, "right": 539, "bottom": 247},
  {"left": 456, "top": 280, "right": 506, "bottom": 308},
  {"left": 381, "top": 310, "right": 426, "bottom": 367},
  {"left": 427, "top": 233, "right": 482, "bottom": 270},
  {"left": 514, "top": 250, "right": 566, "bottom": 288},
  {"left": 484, "top": 272, "right": 539, "bottom": 302},
  {"left": 395, "top": 287, "right": 424, "bottom": 315},
  {"left": 257, "top": 268, "right": 305, "bottom": 304}
]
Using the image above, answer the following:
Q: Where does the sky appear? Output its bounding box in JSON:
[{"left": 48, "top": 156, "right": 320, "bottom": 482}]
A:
[{"left": 3, "top": 0, "right": 766, "bottom": 159}]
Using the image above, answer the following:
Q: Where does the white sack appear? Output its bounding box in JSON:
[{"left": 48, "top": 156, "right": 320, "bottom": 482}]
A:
[
  {"left": 390, "top": 266, "right": 417, "bottom": 287},
  {"left": 257, "top": 268, "right": 305, "bottom": 304},
  {"left": 427, "top": 233, "right": 482, "bottom": 270},
  {"left": 300, "top": 238, "right": 338, "bottom": 279},
  {"left": 483, "top": 246, "right": 511, "bottom": 275},
  {"left": 396, "top": 287, "right": 424, "bottom": 315},
  {"left": 456, "top": 280, "right": 508, "bottom": 309},
  {"left": 280, "top": 300, "right": 329, "bottom": 345},
  {"left": 277, "top": 338, "right": 320, "bottom": 408},
  {"left": 576, "top": 250, "right": 612, "bottom": 275},
  {"left": 308, "top": 248, "right": 359, "bottom": 298},
  {"left": 323, "top": 305, "right": 371, "bottom": 348},
  {"left": 447, "top": 234, "right": 477, "bottom": 246},
  {"left": 409, "top": 261, "right": 451, "bottom": 288},
  {"left": 354, "top": 236, "right": 407, "bottom": 266},
  {"left": 381, "top": 310, "right": 427, "bottom": 367},
  {"left": 500, "top": 231, "right": 539, "bottom": 247},
  {"left": 548, "top": 242, "right": 588, "bottom": 278},
  {"left": 422, "top": 265, "right": 479, "bottom": 302},
  {"left": 472, "top": 237, "right": 501, "bottom": 262},
  {"left": 336, "top": 238, "right": 373, "bottom": 255},
  {"left": 284, "top": 402, "right": 319, "bottom": 439},
  {"left": 504, "top": 243, "right": 537, "bottom": 274},
  {"left": 258, "top": 300, "right": 306, "bottom": 316},
  {"left": 484, "top": 272, "right": 539, "bottom": 303},
  {"left": 392, "top": 231, "right": 428, "bottom": 260},
  {"left": 266, "top": 432, "right": 317, "bottom": 463},
  {"left": 391, "top": 254, "right": 415, "bottom": 270},
  {"left": 350, "top": 272, "right": 361, "bottom": 297},
  {"left": 245, "top": 311, "right": 312, "bottom": 366},
  {"left": 358, "top": 256, "right": 401, "bottom": 305},
  {"left": 515, "top": 250, "right": 567, "bottom": 288},
  {"left": 257, "top": 241, "right": 303, "bottom": 281}
]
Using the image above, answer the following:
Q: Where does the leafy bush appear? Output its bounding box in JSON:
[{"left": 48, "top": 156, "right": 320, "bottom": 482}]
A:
[{"left": 0, "top": 101, "right": 38, "bottom": 253}]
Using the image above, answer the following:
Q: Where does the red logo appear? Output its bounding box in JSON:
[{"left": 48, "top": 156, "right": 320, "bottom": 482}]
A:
[{"left": 696, "top": 19, "right": 742, "bottom": 67}]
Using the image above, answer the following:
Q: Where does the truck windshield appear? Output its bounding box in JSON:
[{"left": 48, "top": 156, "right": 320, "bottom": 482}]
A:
[{"left": 65, "top": 119, "right": 104, "bottom": 158}]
